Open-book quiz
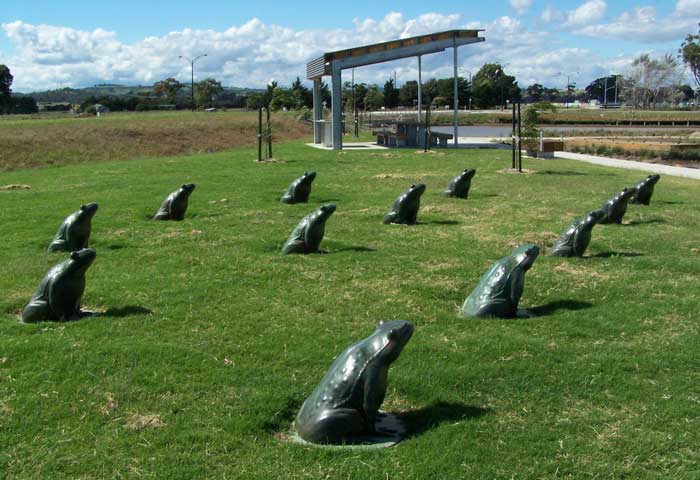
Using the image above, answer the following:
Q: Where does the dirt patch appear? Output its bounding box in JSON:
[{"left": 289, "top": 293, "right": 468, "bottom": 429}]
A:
[
  {"left": 0, "top": 184, "right": 31, "bottom": 190},
  {"left": 125, "top": 413, "right": 165, "bottom": 430},
  {"left": 373, "top": 172, "right": 441, "bottom": 180},
  {"left": 100, "top": 392, "right": 117, "bottom": 416},
  {"left": 553, "top": 263, "right": 610, "bottom": 281}
]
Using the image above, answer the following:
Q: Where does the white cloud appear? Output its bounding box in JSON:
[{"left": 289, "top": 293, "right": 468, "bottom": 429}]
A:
[
  {"left": 0, "top": 11, "right": 686, "bottom": 93},
  {"left": 676, "top": 0, "right": 700, "bottom": 15},
  {"left": 575, "top": 4, "right": 698, "bottom": 42},
  {"left": 509, "top": 0, "right": 533, "bottom": 14},
  {"left": 565, "top": 0, "right": 607, "bottom": 27},
  {"left": 541, "top": 6, "right": 561, "bottom": 23}
]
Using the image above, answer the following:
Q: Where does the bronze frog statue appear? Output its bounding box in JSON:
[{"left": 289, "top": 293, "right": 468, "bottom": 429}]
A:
[
  {"left": 281, "top": 171, "right": 316, "bottom": 204},
  {"left": 461, "top": 244, "right": 539, "bottom": 318},
  {"left": 630, "top": 174, "right": 660, "bottom": 206},
  {"left": 22, "top": 249, "right": 97, "bottom": 323},
  {"left": 599, "top": 187, "right": 637, "bottom": 224},
  {"left": 48, "top": 203, "right": 98, "bottom": 253},
  {"left": 281, "top": 204, "right": 336, "bottom": 254},
  {"left": 442, "top": 169, "right": 476, "bottom": 199},
  {"left": 295, "top": 320, "right": 414, "bottom": 444},
  {"left": 154, "top": 183, "right": 195, "bottom": 220},
  {"left": 548, "top": 209, "right": 605, "bottom": 257},
  {"left": 383, "top": 183, "right": 426, "bottom": 225}
]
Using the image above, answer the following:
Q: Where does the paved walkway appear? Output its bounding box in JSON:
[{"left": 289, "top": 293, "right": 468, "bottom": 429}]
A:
[{"left": 555, "top": 151, "right": 700, "bottom": 180}]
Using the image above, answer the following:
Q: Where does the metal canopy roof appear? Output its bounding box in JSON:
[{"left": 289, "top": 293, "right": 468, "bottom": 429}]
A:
[{"left": 306, "top": 29, "right": 484, "bottom": 79}]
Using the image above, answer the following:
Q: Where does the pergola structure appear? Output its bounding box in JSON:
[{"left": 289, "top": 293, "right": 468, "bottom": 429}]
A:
[{"left": 306, "top": 29, "right": 485, "bottom": 150}]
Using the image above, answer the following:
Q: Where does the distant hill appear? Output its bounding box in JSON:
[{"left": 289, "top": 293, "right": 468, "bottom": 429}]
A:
[{"left": 17, "top": 84, "right": 263, "bottom": 104}]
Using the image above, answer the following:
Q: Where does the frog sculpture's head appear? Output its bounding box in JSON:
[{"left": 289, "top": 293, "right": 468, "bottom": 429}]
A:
[
  {"left": 459, "top": 169, "right": 476, "bottom": 182},
  {"left": 301, "top": 171, "right": 317, "bottom": 184},
  {"left": 584, "top": 209, "right": 606, "bottom": 227},
  {"left": 66, "top": 248, "right": 97, "bottom": 275},
  {"left": 406, "top": 183, "right": 426, "bottom": 200},
  {"left": 315, "top": 203, "right": 336, "bottom": 221},
  {"left": 77, "top": 203, "right": 99, "bottom": 221},
  {"left": 512, "top": 243, "right": 540, "bottom": 272},
  {"left": 373, "top": 320, "right": 414, "bottom": 364},
  {"left": 179, "top": 183, "right": 196, "bottom": 197}
]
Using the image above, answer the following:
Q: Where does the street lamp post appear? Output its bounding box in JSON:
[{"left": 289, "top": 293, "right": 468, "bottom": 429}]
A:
[
  {"left": 179, "top": 53, "right": 207, "bottom": 111},
  {"left": 603, "top": 75, "right": 619, "bottom": 106}
]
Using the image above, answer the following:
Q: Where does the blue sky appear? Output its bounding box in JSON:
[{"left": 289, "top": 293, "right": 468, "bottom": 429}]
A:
[{"left": 1, "top": 0, "right": 697, "bottom": 91}]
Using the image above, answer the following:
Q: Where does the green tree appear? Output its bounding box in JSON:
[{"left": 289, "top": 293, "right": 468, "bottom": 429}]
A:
[
  {"left": 525, "top": 83, "right": 544, "bottom": 103},
  {"left": 383, "top": 78, "right": 399, "bottom": 108},
  {"left": 13, "top": 96, "right": 39, "bottom": 114},
  {"left": 398, "top": 81, "right": 418, "bottom": 107},
  {"left": 364, "top": 86, "right": 384, "bottom": 110},
  {"left": 0, "top": 65, "right": 13, "bottom": 114},
  {"left": 270, "top": 87, "right": 295, "bottom": 111},
  {"left": 678, "top": 84, "right": 695, "bottom": 102},
  {"left": 194, "top": 78, "right": 223, "bottom": 108},
  {"left": 291, "top": 77, "right": 311, "bottom": 109},
  {"left": 153, "top": 77, "right": 183, "bottom": 103},
  {"left": 680, "top": 23, "right": 700, "bottom": 95},
  {"left": 471, "top": 63, "right": 519, "bottom": 109}
]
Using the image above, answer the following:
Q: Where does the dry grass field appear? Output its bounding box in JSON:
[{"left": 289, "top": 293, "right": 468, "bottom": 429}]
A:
[{"left": 0, "top": 110, "right": 309, "bottom": 171}]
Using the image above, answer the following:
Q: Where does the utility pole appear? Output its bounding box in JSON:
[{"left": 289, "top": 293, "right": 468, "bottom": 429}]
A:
[{"left": 179, "top": 53, "right": 207, "bottom": 111}]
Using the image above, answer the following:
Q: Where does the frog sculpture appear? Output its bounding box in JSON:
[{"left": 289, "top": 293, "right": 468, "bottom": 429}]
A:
[
  {"left": 153, "top": 183, "right": 196, "bottom": 221},
  {"left": 442, "top": 169, "right": 476, "bottom": 199},
  {"left": 48, "top": 203, "right": 98, "bottom": 253},
  {"left": 281, "top": 204, "right": 336, "bottom": 254},
  {"left": 22, "top": 249, "right": 97, "bottom": 323},
  {"left": 281, "top": 171, "right": 316, "bottom": 204},
  {"left": 548, "top": 209, "right": 605, "bottom": 257},
  {"left": 383, "top": 183, "right": 426, "bottom": 225},
  {"left": 295, "top": 320, "right": 414, "bottom": 444},
  {"left": 461, "top": 244, "right": 540, "bottom": 318}
]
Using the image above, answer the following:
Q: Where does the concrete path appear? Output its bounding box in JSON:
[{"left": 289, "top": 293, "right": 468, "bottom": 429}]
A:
[{"left": 555, "top": 151, "right": 700, "bottom": 180}]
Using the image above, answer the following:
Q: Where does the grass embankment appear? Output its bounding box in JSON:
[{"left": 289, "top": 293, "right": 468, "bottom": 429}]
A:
[
  {"left": 1, "top": 143, "right": 699, "bottom": 478},
  {"left": 0, "top": 110, "right": 309, "bottom": 171}
]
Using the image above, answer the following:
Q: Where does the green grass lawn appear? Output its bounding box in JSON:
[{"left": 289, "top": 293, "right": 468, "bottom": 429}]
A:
[{"left": 1, "top": 142, "right": 699, "bottom": 479}]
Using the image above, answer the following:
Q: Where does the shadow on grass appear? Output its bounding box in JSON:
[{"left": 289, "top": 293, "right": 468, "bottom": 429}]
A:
[
  {"left": 536, "top": 169, "right": 588, "bottom": 176},
  {"left": 317, "top": 199, "right": 341, "bottom": 203},
  {"left": 528, "top": 299, "right": 592, "bottom": 316},
  {"left": 107, "top": 244, "right": 127, "bottom": 250},
  {"left": 334, "top": 246, "right": 377, "bottom": 253},
  {"left": 655, "top": 200, "right": 684, "bottom": 205},
  {"left": 625, "top": 218, "right": 666, "bottom": 226},
  {"left": 102, "top": 305, "right": 153, "bottom": 318},
  {"left": 400, "top": 401, "right": 491, "bottom": 439},
  {"left": 262, "top": 397, "right": 303, "bottom": 433},
  {"left": 419, "top": 220, "right": 459, "bottom": 226},
  {"left": 589, "top": 251, "right": 643, "bottom": 258}
]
